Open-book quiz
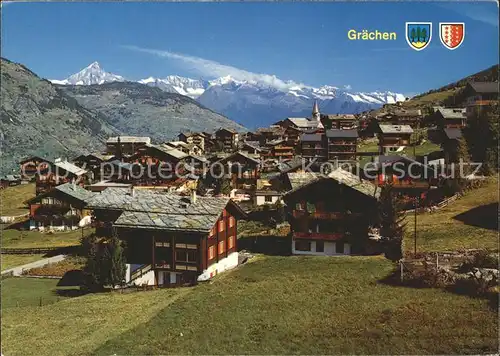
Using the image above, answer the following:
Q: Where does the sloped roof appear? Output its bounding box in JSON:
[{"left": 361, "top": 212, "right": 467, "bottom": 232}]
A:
[
  {"left": 467, "top": 82, "right": 498, "bottom": 94},
  {"left": 326, "top": 129, "right": 358, "bottom": 138},
  {"left": 277, "top": 156, "right": 306, "bottom": 173},
  {"left": 437, "top": 108, "right": 466, "bottom": 119},
  {"left": 218, "top": 151, "right": 260, "bottom": 165},
  {"left": 54, "top": 159, "right": 87, "bottom": 176},
  {"left": 87, "top": 188, "right": 243, "bottom": 233},
  {"left": 284, "top": 169, "right": 379, "bottom": 200},
  {"left": 378, "top": 124, "right": 414, "bottom": 134},
  {"left": 325, "top": 114, "right": 356, "bottom": 121},
  {"left": 300, "top": 133, "right": 323, "bottom": 142},
  {"left": 27, "top": 182, "right": 95, "bottom": 204},
  {"left": 106, "top": 136, "right": 151, "bottom": 144},
  {"left": 443, "top": 128, "right": 463, "bottom": 140},
  {"left": 146, "top": 144, "right": 188, "bottom": 160}
]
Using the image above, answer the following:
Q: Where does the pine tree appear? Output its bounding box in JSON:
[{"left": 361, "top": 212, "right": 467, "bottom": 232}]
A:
[
  {"left": 106, "top": 230, "right": 127, "bottom": 289},
  {"left": 378, "top": 184, "right": 406, "bottom": 261}
]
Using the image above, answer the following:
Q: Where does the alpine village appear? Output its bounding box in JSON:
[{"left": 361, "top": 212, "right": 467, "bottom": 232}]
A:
[{"left": 1, "top": 61, "right": 498, "bottom": 355}]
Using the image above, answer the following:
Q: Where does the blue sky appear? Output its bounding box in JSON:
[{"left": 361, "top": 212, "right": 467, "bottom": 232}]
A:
[{"left": 1, "top": 1, "right": 498, "bottom": 95}]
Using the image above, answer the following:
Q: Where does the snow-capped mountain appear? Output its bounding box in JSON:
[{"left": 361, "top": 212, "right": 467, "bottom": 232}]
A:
[
  {"left": 51, "top": 62, "right": 406, "bottom": 128},
  {"left": 50, "top": 62, "right": 125, "bottom": 85}
]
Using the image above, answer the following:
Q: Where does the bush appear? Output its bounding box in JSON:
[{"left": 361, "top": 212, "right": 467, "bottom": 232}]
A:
[{"left": 459, "top": 250, "right": 499, "bottom": 272}]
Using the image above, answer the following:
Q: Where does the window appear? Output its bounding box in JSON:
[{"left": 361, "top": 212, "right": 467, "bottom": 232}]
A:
[
  {"left": 218, "top": 219, "right": 225, "bottom": 232},
  {"left": 295, "top": 240, "right": 311, "bottom": 252},
  {"left": 316, "top": 241, "right": 324, "bottom": 253},
  {"left": 155, "top": 242, "right": 171, "bottom": 247},
  {"left": 227, "top": 236, "right": 235, "bottom": 250},
  {"left": 218, "top": 240, "right": 225, "bottom": 255},
  {"left": 176, "top": 250, "right": 197, "bottom": 263},
  {"left": 265, "top": 195, "right": 273, "bottom": 203},
  {"left": 210, "top": 226, "right": 216, "bottom": 238},
  {"left": 336, "top": 242, "right": 344, "bottom": 254},
  {"left": 208, "top": 245, "right": 216, "bottom": 260},
  {"left": 175, "top": 243, "right": 197, "bottom": 249},
  {"left": 229, "top": 216, "right": 235, "bottom": 228}
]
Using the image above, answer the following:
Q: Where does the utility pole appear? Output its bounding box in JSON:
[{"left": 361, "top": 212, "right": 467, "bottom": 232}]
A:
[{"left": 414, "top": 196, "right": 418, "bottom": 256}]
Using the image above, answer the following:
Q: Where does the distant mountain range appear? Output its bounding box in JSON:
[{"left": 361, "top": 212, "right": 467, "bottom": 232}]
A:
[
  {"left": 51, "top": 62, "right": 406, "bottom": 128},
  {"left": 0, "top": 58, "right": 243, "bottom": 175}
]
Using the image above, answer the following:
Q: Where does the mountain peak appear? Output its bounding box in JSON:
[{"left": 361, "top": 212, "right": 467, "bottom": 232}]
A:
[
  {"left": 87, "top": 61, "right": 101, "bottom": 69},
  {"left": 50, "top": 61, "right": 125, "bottom": 86}
]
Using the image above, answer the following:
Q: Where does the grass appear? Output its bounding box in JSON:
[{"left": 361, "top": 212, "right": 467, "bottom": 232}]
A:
[
  {"left": 0, "top": 277, "right": 76, "bottom": 309},
  {"left": 0, "top": 183, "right": 34, "bottom": 216},
  {"left": 402, "top": 141, "right": 441, "bottom": 158},
  {"left": 1, "top": 254, "right": 45, "bottom": 271},
  {"left": 402, "top": 88, "right": 460, "bottom": 108},
  {"left": 405, "top": 176, "right": 499, "bottom": 253},
  {"left": 2, "top": 256, "right": 496, "bottom": 355},
  {"left": 1, "top": 227, "right": 93, "bottom": 249}
]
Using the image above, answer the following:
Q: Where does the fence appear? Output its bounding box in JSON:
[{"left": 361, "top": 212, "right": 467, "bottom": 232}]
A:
[{"left": 1, "top": 247, "right": 62, "bottom": 255}]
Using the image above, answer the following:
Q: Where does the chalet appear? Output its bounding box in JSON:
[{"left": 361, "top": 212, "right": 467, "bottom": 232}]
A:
[
  {"left": 0, "top": 175, "right": 22, "bottom": 189},
  {"left": 463, "top": 82, "right": 498, "bottom": 107},
  {"left": 241, "top": 141, "right": 266, "bottom": 156},
  {"left": 441, "top": 128, "right": 463, "bottom": 164},
  {"left": 26, "top": 182, "right": 94, "bottom": 231},
  {"left": 364, "top": 155, "right": 439, "bottom": 190},
  {"left": 36, "top": 158, "right": 88, "bottom": 195},
  {"left": 254, "top": 190, "right": 281, "bottom": 206},
  {"left": 323, "top": 114, "right": 357, "bottom": 130},
  {"left": 432, "top": 108, "right": 467, "bottom": 129},
  {"left": 265, "top": 139, "right": 295, "bottom": 160},
  {"left": 215, "top": 128, "right": 239, "bottom": 152},
  {"left": 283, "top": 168, "right": 379, "bottom": 256},
  {"left": 377, "top": 124, "right": 413, "bottom": 154},
  {"left": 126, "top": 144, "right": 189, "bottom": 186},
  {"left": 275, "top": 102, "right": 325, "bottom": 132},
  {"left": 19, "top": 156, "right": 52, "bottom": 181},
  {"left": 216, "top": 151, "right": 261, "bottom": 191},
  {"left": 86, "top": 181, "right": 133, "bottom": 192},
  {"left": 300, "top": 133, "right": 327, "bottom": 162},
  {"left": 178, "top": 132, "right": 206, "bottom": 152},
  {"left": 164, "top": 141, "right": 203, "bottom": 156},
  {"left": 284, "top": 125, "right": 303, "bottom": 145},
  {"left": 377, "top": 109, "right": 422, "bottom": 127},
  {"left": 87, "top": 188, "right": 246, "bottom": 286},
  {"left": 106, "top": 136, "right": 151, "bottom": 156},
  {"left": 73, "top": 153, "right": 114, "bottom": 182},
  {"left": 246, "top": 126, "right": 286, "bottom": 145},
  {"left": 326, "top": 129, "right": 358, "bottom": 162}
]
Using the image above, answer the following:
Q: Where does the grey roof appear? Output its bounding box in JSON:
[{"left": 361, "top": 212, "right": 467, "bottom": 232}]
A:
[
  {"left": 468, "top": 82, "right": 498, "bottom": 94},
  {"left": 109, "top": 159, "right": 133, "bottom": 171},
  {"left": 287, "top": 118, "right": 315, "bottom": 128},
  {"left": 443, "top": 128, "right": 463, "bottom": 140},
  {"left": 219, "top": 151, "right": 260, "bottom": 165},
  {"left": 107, "top": 136, "right": 151, "bottom": 144},
  {"left": 53, "top": 159, "right": 87, "bottom": 176},
  {"left": 87, "top": 188, "right": 234, "bottom": 233},
  {"left": 266, "top": 139, "right": 286, "bottom": 146},
  {"left": 1, "top": 175, "right": 20, "bottom": 182},
  {"left": 277, "top": 157, "right": 306, "bottom": 173},
  {"left": 378, "top": 124, "right": 414, "bottom": 134},
  {"left": 326, "top": 129, "right": 358, "bottom": 138},
  {"left": 147, "top": 144, "right": 188, "bottom": 160},
  {"left": 437, "top": 108, "right": 466, "bottom": 119},
  {"left": 55, "top": 183, "right": 96, "bottom": 203},
  {"left": 300, "top": 133, "right": 323, "bottom": 142},
  {"left": 255, "top": 190, "right": 280, "bottom": 196},
  {"left": 325, "top": 114, "right": 356, "bottom": 121},
  {"left": 285, "top": 169, "right": 379, "bottom": 200},
  {"left": 242, "top": 141, "right": 265, "bottom": 152}
]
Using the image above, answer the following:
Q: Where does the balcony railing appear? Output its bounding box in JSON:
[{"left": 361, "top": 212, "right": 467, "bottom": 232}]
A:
[{"left": 293, "top": 232, "right": 344, "bottom": 240}]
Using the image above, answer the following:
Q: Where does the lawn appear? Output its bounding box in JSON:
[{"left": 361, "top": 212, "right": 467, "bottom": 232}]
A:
[
  {"left": 1, "top": 227, "right": 93, "bottom": 249},
  {"left": 1, "top": 254, "right": 46, "bottom": 271},
  {"left": 0, "top": 183, "right": 35, "bottom": 216},
  {"left": 0, "top": 277, "right": 76, "bottom": 309},
  {"left": 2, "top": 256, "right": 496, "bottom": 355},
  {"left": 405, "top": 176, "right": 499, "bottom": 253}
]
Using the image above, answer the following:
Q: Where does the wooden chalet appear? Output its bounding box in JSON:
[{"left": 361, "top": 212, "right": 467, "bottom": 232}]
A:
[
  {"left": 463, "top": 82, "right": 498, "bottom": 108},
  {"left": 377, "top": 109, "right": 422, "bottom": 127},
  {"left": 87, "top": 188, "right": 246, "bottom": 286},
  {"left": 36, "top": 158, "right": 88, "bottom": 195},
  {"left": 215, "top": 128, "right": 239, "bottom": 152},
  {"left": 0, "top": 175, "right": 22, "bottom": 189},
  {"left": 326, "top": 129, "right": 358, "bottom": 162},
  {"left": 254, "top": 190, "right": 281, "bottom": 206},
  {"left": 246, "top": 126, "right": 286, "bottom": 146},
  {"left": 26, "top": 182, "right": 94, "bottom": 231},
  {"left": 377, "top": 124, "right": 413, "bottom": 155},
  {"left": 241, "top": 141, "right": 266, "bottom": 156},
  {"left": 264, "top": 139, "right": 295, "bottom": 160},
  {"left": 300, "top": 133, "right": 327, "bottom": 162},
  {"left": 164, "top": 141, "right": 203, "bottom": 156},
  {"left": 283, "top": 169, "right": 380, "bottom": 256},
  {"left": 19, "top": 156, "right": 52, "bottom": 181},
  {"left": 73, "top": 153, "right": 115, "bottom": 182},
  {"left": 441, "top": 128, "right": 463, "bottom": 164},
  {"left": 216, "top": 151, "right": 261, "bottom": 191},
  {"left": 431, "top": 108, "right": 467, "bottom": 129},
  {"left": 178, "top": 132, "right": 206, "bottom": 152},
  {"left": 106, "top": 136, "right": 151, "bottom": 156},
  {"left": 323, "top": 114, "right": 357, "bottom": 130}
]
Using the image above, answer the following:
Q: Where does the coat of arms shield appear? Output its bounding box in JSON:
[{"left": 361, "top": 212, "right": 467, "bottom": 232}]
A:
[
  {"left": 406, "top": 22, "right": 432, "bottom": 51},
  {"left": 439, "top": 23, "right": 465, "bottom": 50}
]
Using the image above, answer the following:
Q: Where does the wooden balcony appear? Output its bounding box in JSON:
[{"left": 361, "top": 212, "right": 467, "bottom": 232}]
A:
[{"left": 293, "top": 232, "right": 344, "bottom": 241}]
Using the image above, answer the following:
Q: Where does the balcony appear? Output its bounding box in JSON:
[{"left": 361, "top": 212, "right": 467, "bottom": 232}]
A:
[{"left": 293, "top": 232, "right": 344, "bottom": 240}]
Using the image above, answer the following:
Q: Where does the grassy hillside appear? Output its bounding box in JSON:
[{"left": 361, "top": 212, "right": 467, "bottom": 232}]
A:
[
  {"left": 0, "top": 183, "right": 34, "bottom": 216},
  {"left": 404, "top": 176, "right": 498, "bottom": 253},
  {"left": 2, "top": 256, "right": 497, "bottom": 355}
]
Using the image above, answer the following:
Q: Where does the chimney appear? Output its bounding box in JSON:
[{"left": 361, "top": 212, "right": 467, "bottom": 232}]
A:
[
  {"left": 191, "top": 189, "right": 197, "bottom": 204},
  {"left": 129, "top": 186, "right": 135, "bottom": 197},
  {"left": 72, "top": 179, "right": 76, "bottom": 190}
]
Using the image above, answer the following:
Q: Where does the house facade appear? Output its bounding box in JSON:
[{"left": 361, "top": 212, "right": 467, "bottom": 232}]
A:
[
  {"left": 106, "top": 136, "right": 151, "bottom": 156},
  {"left": 215, "top": 128, "right": 239, "bottom": 152},
  {"left": 377, "top": 124, "right": 413, "bottom": 154},
  {"left": 283, "top": 169, "right": 379, "bottom": 256},
  {"left": 87, "top": 188, "right": 246, "bottom": 286},
  {"left": 35, "top": 158, "right": 88, "bottom": 195},
  {"left": 326, "top": 129, "right": 358, "bottom": 162}
]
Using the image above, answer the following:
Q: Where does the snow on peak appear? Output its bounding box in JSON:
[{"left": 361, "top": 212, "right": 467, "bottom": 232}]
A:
[{"left": 50, "top": 61, "right": 125, "bottom": 86}]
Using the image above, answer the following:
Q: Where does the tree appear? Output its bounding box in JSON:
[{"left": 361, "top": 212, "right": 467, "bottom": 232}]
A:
[
  {"left": 196, "top": 178, "right": 208, "bottom": 196},
  {"left": 410, "top": 28, "right": 417, "bottom": 42},
  {"left": 106, "top": 231, "right": 127, "bottom": 289},
  {"left": 378, "top": 184, "right": 406, "bottom": 261},
  {"left": 420, "top": 28, "right": 427, "bottom": 42},
  {"left": 416, "top": 27, "right": 421, "bottom": 43},
  {"left": 219, "top": 178, "right": 232, "bottom": 195}
]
